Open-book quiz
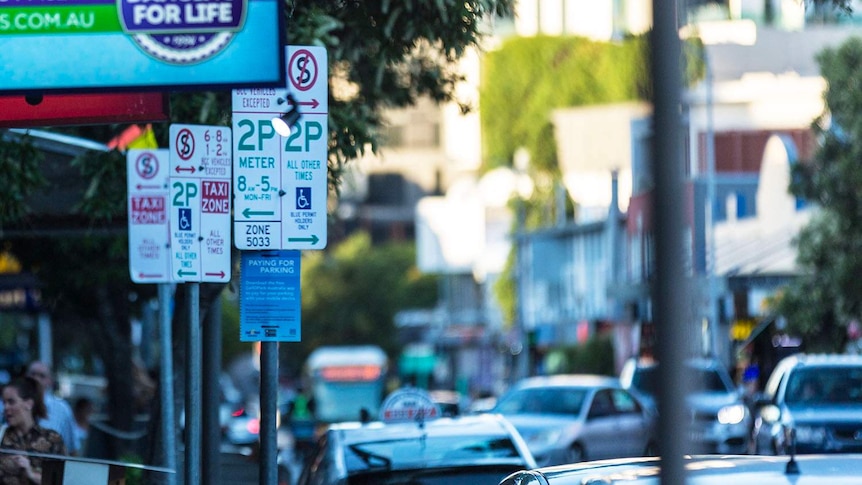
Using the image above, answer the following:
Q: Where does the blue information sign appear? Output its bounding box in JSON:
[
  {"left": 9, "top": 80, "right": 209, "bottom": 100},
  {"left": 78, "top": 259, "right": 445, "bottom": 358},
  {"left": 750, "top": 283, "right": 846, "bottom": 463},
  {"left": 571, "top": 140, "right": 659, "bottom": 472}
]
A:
[{"left": 239, "top": 250, "right": 301, "bottom": 342}]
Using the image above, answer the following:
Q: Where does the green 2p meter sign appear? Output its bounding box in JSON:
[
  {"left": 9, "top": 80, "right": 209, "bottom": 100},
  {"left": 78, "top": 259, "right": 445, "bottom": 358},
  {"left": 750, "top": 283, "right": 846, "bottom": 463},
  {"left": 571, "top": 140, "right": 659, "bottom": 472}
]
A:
[{"left": 232, "top": 45, "right": 328, "bottom": 251}]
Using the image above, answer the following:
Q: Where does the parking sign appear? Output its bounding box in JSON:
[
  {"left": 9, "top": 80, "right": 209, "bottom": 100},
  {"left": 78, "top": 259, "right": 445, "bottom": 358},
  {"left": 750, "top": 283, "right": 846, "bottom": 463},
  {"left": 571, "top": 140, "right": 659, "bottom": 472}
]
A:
[{"left": 169, "top": 124, "right": 232, "bottom": 283}]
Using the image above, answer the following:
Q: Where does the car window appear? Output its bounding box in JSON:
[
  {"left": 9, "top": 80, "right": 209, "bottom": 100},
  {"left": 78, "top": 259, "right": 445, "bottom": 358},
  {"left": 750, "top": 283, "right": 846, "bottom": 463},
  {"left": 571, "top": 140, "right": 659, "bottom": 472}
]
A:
[
  {"left": 785, "top": 367, "right": 862, "bottom": 405},
  {"left": 690, "top": 368, "right": 732, "bottom": 393},
  {"left": 611, "top": 389, "right": 642, "bottom": 414},
  {"left": 494, "top": 387, "right": 586, "bottom": 415},
  {"left": 345, "top": 435, "right": 523, "bottom": 472},
  {"left": 588, "top": 389, "right": 616, "bottom": 418},
  {"left": 347, "top": 465, "right": 528, "bottom": 485}
]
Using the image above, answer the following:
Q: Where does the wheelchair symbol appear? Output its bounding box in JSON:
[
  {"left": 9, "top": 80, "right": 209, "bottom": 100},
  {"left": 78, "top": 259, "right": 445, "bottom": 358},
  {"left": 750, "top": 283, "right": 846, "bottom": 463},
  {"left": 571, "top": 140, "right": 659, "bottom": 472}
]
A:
[
  {"left": 296, "top": 188, "right": 311, "bottom": 210},
  {"left": 178, "top": 208, "right": 192, "bottom": 231}
]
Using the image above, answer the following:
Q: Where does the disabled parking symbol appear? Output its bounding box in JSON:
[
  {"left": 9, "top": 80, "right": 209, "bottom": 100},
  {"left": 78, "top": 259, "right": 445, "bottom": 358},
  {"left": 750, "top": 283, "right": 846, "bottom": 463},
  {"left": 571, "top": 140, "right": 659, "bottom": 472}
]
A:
[
  {"left": 296, "top": 187, "right": 311, "bottom": 210},
  {"left": 178, "top": 208, "right": 192, "bottom": 231}
]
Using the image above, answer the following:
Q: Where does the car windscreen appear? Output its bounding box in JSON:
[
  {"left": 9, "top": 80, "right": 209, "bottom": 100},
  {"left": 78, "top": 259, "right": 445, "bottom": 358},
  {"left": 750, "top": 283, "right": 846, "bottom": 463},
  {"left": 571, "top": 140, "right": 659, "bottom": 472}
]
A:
[
  {"left": 492, "top": 387, "right": 587, "bottom": 415},
  {"left": 632, "top": 365, "right": 730, "bottom": 397},
  {"left": 785, "top": 366, "right": 862, "bottom": 405},
  {"left": 347, "top": 464, "right": 527, "bottom": 485},
  {"left": 345, "top": 435, "right": 524, "bottom": 472}
]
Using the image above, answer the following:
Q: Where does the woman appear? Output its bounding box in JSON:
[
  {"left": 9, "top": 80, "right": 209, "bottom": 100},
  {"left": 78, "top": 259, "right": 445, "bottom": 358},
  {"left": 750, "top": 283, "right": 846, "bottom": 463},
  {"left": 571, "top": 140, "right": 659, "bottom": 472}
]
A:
[{"left": 0, "top": 376, "right": 67, "bottom": 484}]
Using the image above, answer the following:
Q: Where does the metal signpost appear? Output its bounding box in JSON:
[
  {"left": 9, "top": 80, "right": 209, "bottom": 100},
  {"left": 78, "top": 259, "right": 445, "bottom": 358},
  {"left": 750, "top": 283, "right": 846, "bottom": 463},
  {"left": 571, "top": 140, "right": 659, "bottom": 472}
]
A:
[
  {"left": 126, "top": 148, "right": 176, "bottom": 485},
  {"left": 169, "top": 124, "right": 232, "bottom": 485},
  {"left": 231, "top": 45, "right": 328, "bottom": 485}
]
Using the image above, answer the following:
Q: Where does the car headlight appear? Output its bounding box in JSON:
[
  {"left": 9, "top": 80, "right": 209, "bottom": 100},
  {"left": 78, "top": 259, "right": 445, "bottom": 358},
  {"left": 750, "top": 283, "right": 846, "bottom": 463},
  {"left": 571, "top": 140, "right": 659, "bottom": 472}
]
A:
[
  {"left": 717, "top": 404, "right": 746, "bottom": 425},
  {"left": 794, "top": 425, "right": 826, "bottom": 444},
  {"left": 526, "top": 428, "right": 564, "bottom": 448}
]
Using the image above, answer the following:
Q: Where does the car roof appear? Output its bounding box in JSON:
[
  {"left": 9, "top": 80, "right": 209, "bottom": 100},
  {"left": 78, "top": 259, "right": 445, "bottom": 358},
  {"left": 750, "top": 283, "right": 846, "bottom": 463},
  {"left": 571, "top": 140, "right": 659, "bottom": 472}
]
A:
[
  {"left": 328, "top": 413, "right": 517, "bottom": 442},
  {"left": 501, "top": 454, "right": 862, "bottom": 485},
  {"left": 511, "top": 374, "right": 622, "bottom": 390},
  {"left": 325, "top": 413, "right": 537, "bottom": 473},
  {"left": 779, "top": 353, "right": 862, "bottom": 368}
]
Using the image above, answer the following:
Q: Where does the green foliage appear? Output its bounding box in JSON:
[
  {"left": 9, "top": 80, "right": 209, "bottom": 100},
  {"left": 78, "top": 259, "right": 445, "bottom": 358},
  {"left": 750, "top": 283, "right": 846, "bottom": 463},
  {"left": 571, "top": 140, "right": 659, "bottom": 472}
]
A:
[
  {"left": 281, "top": 231, "right": 438, "bottom": 376},
  {"left": 483, "top": 35, "right": 660, "bottom": 330},
  {"left": 480, "top": 35, "right": 649, "bottom": 173},
  {"left": 777, "top": 36, "right": 862, "bottom": 352},
  {"left": 552, "top": 335, "right": 615, "bottom": 376},
  {"left": 0, "top": 135, "right": 46, "bottom": 225},
  {"left": 73, "top": 149, "right": 128, "bottom": 223}
]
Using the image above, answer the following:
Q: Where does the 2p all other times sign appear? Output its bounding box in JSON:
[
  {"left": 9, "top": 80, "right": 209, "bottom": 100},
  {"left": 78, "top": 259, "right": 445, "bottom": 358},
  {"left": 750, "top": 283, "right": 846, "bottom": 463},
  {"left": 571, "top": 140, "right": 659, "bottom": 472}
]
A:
[{"left": 169, "top": 124, "right": 232, "bottom": 283}]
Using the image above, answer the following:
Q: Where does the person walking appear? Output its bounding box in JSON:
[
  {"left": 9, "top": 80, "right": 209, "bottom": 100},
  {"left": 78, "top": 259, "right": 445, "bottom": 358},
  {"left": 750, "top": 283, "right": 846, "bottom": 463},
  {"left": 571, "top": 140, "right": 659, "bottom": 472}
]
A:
[
  {"left": 0, "top": 375, "right": 68, "bottom": 484},
  {"left": 71, "top": 398, "right": 94, "bottom": 457},
  {"left": 25, "top": 362, "right": 78, "bottom": 456}
]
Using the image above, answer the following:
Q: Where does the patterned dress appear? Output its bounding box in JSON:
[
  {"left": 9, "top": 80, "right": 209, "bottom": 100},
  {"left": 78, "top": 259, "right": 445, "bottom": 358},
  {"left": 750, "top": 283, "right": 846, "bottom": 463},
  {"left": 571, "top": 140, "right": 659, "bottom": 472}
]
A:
[{"left": 0, "top": 425, "right": 67, "bottom": 485}]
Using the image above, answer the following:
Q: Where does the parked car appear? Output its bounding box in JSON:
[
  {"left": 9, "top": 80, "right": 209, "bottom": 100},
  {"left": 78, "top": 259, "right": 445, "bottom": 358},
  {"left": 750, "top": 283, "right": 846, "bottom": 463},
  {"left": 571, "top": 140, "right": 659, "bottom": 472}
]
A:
[
  {"left": 488, "top": 374, "right": 657, "bottom": 467},
  {"left": 297, "top": 406, "right": 537, "bottom": 485},
  {"left": 752, "top": 353, "right": 862, "bottom": 455},
  {"left": 496, "top": 453, "right": 862, "bottom": 485},
  {"left": 619, "top": 356, "right": 751, "bottom": 454}
]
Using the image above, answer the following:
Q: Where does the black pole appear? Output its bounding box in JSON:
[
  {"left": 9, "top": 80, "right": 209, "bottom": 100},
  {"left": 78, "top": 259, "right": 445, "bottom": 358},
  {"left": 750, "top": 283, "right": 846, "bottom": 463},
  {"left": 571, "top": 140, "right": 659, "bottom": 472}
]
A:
[
  {"left": 259, "top": 342, "right": 278, "bottom": 485},
  {"left": 202, "top": 295, "right": 222, "bottom": 484}
]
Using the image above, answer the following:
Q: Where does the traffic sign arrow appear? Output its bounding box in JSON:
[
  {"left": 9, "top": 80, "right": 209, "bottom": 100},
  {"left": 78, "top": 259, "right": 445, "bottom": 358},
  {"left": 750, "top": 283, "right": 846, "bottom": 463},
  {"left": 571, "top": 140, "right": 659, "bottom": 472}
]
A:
[
  {"left": 177, "top": 269, "right": 198, "bottom": 277},
  {"left": 299, "top": 99, "right": 320, "bottom": 109},
  {"left": 136, "top": 183, "right": 163, "bottom": 190},
  {"left": 242, "top": 208, "right": 276, "bottom": 218},
  {"left": 205, "top": 271, "right": 226, "bottom": 278},
  {"left": 175, "top": 165, "right": 196, "bottom": 174},
  {"left": 287, "top": 235, "right": 319, "bottom": 245}
]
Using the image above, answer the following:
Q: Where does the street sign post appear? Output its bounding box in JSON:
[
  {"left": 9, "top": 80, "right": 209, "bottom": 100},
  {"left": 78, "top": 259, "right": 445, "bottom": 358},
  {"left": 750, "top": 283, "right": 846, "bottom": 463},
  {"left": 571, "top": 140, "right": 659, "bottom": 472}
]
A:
[
  {"left": 169, "top": 124, "right": 232, "bottom": 283},
  {"left": 232, "top": 45, "right": 328, "bottom": 251},
  {"left": 127, "top": 149, "right": 171, "bottom": 283}
]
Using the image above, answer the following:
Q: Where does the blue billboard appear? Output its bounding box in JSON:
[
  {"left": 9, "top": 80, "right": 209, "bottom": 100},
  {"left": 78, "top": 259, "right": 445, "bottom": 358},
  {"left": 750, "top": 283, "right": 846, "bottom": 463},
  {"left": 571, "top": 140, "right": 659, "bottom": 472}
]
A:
[{"left": 0, "top": 0, "right": 283, "bottom": 94}]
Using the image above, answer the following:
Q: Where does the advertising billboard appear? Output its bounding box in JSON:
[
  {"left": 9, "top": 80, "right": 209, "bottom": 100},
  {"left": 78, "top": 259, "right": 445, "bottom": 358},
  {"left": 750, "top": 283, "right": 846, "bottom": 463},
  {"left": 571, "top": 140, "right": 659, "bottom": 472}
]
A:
[{"left": 0, "top": 0, "right": 284, "bottom": 94}]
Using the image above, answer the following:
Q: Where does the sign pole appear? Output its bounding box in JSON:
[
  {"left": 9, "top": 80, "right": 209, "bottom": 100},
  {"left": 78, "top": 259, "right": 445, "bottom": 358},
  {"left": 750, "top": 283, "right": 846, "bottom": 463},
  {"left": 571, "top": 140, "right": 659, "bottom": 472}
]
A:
[
  {"left": 158, "top": 283, "right": 177, "bottom": 485},
  {"left": 259, "top": 342, "right": 278, "bottom": 485},
  {"left": 185, "top": 283, "right": 202, "bottom": 485}
]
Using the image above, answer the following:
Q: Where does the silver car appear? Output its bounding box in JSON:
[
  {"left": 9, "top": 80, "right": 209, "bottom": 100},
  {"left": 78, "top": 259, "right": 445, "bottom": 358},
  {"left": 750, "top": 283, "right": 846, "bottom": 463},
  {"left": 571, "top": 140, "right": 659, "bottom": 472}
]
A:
[
  {"left": 620, "top": 357, "right": 751, "bottom": 454},
  {"left": 497, "top": 454, "right": 862, "bottom": 485},
  {"left": 489, "top": 374, "right": 657, "bottom": 466},
  {"left": 753, "top": 353, "right": 862, "bottom": 455}
]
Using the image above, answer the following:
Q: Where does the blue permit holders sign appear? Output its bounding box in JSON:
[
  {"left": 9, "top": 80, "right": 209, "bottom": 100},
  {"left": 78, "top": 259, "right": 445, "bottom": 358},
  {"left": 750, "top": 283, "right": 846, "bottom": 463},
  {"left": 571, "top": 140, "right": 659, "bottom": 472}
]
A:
[{"left": 239, "top": 250, "right": 301, "bottom": 342}]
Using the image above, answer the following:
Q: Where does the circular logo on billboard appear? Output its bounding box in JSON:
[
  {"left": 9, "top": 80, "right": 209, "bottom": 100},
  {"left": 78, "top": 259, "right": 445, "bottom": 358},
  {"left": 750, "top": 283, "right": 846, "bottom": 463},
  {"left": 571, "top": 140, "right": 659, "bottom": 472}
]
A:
[{"left": 117, "top": 0, "right": 247, "bottom": 65}]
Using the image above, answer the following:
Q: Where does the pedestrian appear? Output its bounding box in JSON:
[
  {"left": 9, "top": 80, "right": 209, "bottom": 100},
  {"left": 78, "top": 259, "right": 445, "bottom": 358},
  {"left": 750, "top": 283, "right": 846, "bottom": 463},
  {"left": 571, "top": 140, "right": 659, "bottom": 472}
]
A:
[
  {"left": 72, "top": 397, "right": 94, "bottom": 457},
  {"left": 25, "top": 362, "right": 78, "bottom": 456},
  {"left": 0, "top": 375, "right": 68, "bottom": 484},
  {"left": 286, "top": 386, "right": 316, "bottom": 464}
]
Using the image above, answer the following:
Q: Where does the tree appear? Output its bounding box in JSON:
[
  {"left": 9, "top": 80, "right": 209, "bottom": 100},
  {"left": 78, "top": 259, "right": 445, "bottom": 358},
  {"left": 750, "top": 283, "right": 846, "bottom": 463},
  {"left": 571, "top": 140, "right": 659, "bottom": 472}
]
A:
[{"left": 778, "top": 37, "right": 862, "bottom": 352}]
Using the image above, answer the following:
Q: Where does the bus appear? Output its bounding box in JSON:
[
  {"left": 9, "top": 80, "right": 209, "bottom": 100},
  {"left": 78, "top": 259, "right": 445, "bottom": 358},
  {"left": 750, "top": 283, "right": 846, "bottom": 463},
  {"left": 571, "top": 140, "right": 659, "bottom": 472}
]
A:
[{"left": 304, "top": 345, "right": 388, "bottom": 424}]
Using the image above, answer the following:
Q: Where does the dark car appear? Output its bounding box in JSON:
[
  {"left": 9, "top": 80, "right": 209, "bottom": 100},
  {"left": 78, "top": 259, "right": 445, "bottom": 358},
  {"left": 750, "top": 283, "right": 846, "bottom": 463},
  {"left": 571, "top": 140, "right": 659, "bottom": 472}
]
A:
[
  {"left": 496, "top": 454, "right": 862, "bottom": 485},
  {"left": 296, "top": 411, "right": 537, "bottom": 485},
  {"left": 488, "top": 374, "right": 657, "bottom": 467},
  {"left": 753, "top": 353, "right": 862, "bottom": 455},
  {"left": 619, "top": 356, "right": 751, "bottom": 454}
]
